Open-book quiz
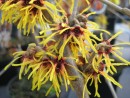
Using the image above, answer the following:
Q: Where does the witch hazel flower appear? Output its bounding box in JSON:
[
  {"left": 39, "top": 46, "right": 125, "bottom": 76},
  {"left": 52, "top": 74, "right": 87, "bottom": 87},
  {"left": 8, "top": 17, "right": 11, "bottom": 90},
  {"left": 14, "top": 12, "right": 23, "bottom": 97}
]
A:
[
  {"left": 36, "top": 12, "right": 111, "bottom": 63},
  {"left": 2, "top": 0, "right": 130, "bottom": 98},
  {"left": 82, "top": 62, "right": 122, "bottom": 98},
  {"left": 4, "top": 43, "right": 78, "bottom": 97},
  {"left": 95, "top": 31, "right": 130, "bottom": 74},
  {"left": 0, "top": 0, "right": 62, "bottom": 35}
]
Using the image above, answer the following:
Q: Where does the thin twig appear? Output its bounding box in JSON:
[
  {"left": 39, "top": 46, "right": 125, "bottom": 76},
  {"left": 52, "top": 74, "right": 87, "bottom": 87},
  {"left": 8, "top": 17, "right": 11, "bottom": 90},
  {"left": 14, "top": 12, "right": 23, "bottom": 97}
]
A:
[
  {"left": 105, "top": 79, "right": 118, "bottom": 98},
  {"left": 104, "top": 68, "right": 118, "bottom": 98},
  {"left": 32, "top": 31, "right": 40, "bottom": 46},
  {"left": 69, "top": 0, "right": 79, "bottom": 20},
  {"left": 107, "top": 8, "right": 129, "bottom": 24},
  {"left": 0, "top": 44, "right": 22, "bottom": 77},
  {"left": 99, "top": 0, "right": 130, "bottom": 17},
  {"left": 83, "top": 52, "right": 95, "bottom": 72},
  {"left": 65, "top": 46, "right": 90, "bottom": 98},
  {"left": 0, "top": 68, "right": 7, "bottom": 76}
]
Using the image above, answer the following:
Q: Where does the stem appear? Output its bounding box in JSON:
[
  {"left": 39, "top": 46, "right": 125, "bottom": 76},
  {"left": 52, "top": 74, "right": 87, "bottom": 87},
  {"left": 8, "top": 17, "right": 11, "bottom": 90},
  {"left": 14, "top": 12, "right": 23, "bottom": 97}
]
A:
[
  {"left": 83, "top": 52, "right": 95, "bottom": 73},
  {"left": 105, "top": 79, "right": 118, "bottom": 98},
  {"left": 104, "top": 68, "right": 118, "bottom": 98},
  {"left": 32, "top": 30, "right": 40, "bottom": 46},
  {"left": 64, "top": 0, "right": 89, "bottom": 98},
  {"left": 65, "top": 46, "right": 89, "bottom": 98},
  {"left": 0, "top": 68, "right": 8, "bottom": 76},
  {"left": 107, "top": 8, "right": 129, "bottom": 24},
  {"left": 0, "top": 44, "right": 22, "bottom": 77},
  {"left": 69, "top": 0, "right": 79, "bottom": 20},
  {"left": 99, "top": 0, "right": 130, "bottom": 17}
]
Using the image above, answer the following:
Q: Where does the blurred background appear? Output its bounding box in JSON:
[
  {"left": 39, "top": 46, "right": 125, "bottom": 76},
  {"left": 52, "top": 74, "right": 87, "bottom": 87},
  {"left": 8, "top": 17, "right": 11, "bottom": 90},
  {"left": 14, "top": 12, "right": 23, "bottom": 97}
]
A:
[{"left": 0, "top": 0, "right": 130, "bottom": 98}]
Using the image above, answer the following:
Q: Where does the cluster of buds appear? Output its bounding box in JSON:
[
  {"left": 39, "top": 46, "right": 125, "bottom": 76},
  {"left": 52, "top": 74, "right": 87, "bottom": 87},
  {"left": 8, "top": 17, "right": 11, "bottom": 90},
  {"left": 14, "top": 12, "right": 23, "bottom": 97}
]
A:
[{"left": 1, "top": 0, "right": 130, "bottom": 98}]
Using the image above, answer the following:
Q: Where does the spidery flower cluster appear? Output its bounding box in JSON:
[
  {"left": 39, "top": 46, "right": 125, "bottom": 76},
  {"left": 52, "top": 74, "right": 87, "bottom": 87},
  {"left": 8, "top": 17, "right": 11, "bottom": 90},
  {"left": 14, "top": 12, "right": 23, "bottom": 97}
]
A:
[{"left": 1, "top": 0, "right": 130, "bottom": 98}]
